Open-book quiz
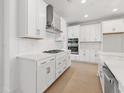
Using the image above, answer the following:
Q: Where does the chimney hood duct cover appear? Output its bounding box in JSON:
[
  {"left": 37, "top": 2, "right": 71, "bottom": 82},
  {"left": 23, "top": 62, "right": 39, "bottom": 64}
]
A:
[{"left": 46, "top": 5, "right": 53, "bottom": 27}]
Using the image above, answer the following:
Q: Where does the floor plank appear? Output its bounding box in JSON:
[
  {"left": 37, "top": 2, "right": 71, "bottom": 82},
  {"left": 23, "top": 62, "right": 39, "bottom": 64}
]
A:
[{"left": 45, "top": 62, "right": 102, "bottom": 93}]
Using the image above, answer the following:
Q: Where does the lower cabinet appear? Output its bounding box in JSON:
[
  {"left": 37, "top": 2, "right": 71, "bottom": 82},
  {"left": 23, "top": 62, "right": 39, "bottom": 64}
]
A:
[
  {"left": 37, "top": 57, "right": 56, "bottom": 93},
  {"left": 56, "top": 53, "right": 70, "bottom": 79},
  {"left": 18, "top": 52, "right": 71, "bottom": 93},
  {"left": 70, "top": 49, "right": 100, "bottom": 63}
]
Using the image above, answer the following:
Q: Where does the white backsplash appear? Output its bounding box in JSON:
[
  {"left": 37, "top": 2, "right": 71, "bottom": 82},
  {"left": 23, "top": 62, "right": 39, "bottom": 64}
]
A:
[{"left": 17, "top": 36, "right": 64, "bottom": 55}]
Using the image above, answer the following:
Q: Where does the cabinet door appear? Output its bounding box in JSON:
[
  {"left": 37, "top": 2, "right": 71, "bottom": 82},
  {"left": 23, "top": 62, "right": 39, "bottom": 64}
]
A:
[
  {"left": 67, "top": 52, "right": 71, "bottom": 68},
  {"left": 89, "top": 49, "right": 96, "bottom": 63},
  {"left": 72, "top": 25, "right": 80, "bottom": 38},
  {"left": 84, "top": 49, "right": 90, "bottom": 62},
  {"left": 79, "top": 49, "right": 86, "bottom": 61},
  {"left": 46, "top": 57, "right": 55, "bottom": 87},
  {"left": 114, "top": 19, "right": 124, "bottom": 32},
  {"left": 68, "top": 25, "right": 80, "bottom": 38},
  {"left": 80, "top": 26, "right": 87, "bottom": 41},
  {"left": 79, "top": 49, "right": 90, "bottom": 62},
  {"left": 68, "top": 27, "right": 73, "bottom": 38},
  {"left": 37, "top": 60, "right": 47, "bottom": 93},
  {"left": 95, "top": 24, "right": 101, "bottom": 41},
  {"left": 89, "top": 25, "right": 96, "bottom": 41},
  {"left": 102, "top": 19, "right": 124, "bottom": 33},
  {"left": 28, "top": 0, "right": 37, "bottom": 36},
  {"left": 102, "top": 21, "right": 115, "bottom": 33},
  {"left": 53, "top": 12, "right": 60, "bottom": 30},
  {"left": 36, "top": 0, "right": 47, "bottom": 37}
]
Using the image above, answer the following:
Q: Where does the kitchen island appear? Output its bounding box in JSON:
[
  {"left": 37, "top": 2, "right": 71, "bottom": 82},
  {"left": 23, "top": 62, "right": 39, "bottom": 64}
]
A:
[{"left": 98, "top": 52, "right": 124, "bottom": 93}]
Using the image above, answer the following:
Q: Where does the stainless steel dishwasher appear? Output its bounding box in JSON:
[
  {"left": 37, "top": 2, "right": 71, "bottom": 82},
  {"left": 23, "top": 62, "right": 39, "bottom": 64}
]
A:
[{"left": 103, "top": 65, "right": 119, "bottom": 93}]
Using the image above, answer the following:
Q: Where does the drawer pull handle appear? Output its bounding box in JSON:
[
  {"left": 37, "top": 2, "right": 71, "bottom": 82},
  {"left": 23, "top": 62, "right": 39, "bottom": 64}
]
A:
[
  {"left": 50, "top": 58, "right": 55, "bottom": 61},
  {"left": 58, "top": 62, "right": 61, "bottom": 65},
  {"left": 58, "top": 71, "right": 61, "bottom": 74},
  {"left": 41, "top": 61, "right": 46, "bottom": 64},
  {"left": 46, "top": 67, "right": 50, "bottom": 74}
]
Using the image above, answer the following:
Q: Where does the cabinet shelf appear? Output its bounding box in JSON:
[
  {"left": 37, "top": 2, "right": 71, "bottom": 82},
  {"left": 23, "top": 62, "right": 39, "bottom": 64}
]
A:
[
  {"left": 103, "top": 32, "right": 124, "bottom": 35},
  {"left": 19, "top": 36, "right": 44, "bottom": 39}
]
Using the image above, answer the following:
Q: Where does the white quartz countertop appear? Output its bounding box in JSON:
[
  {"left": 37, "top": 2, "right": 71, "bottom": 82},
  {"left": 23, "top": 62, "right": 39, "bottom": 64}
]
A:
[
  {"left": 16, "top": 50, "right": 70, "bottom": 61},
  {"left": 105, "top": 59, "right": 124, "bottom": 92},
  {"left": 99, "top": 52, "right": 124, "bottom": 92}
]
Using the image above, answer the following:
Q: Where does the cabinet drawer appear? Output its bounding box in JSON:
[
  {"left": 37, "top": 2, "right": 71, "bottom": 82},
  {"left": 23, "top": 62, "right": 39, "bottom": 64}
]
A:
[
  {"left": 56, "top": 68, "right": 62, "bottom": 79},
  {"left": 56, "top": 60, "right": 63, "bottom": 69}
]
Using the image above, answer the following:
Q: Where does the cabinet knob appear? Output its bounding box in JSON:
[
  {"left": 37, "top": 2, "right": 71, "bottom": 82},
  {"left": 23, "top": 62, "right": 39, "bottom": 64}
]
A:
[
  {"left": 36, "top": 29, "right": 40, "bottom": 35},
  {"left": 112, "top": 28, "right": 116, "bottom": 31},
  {"left": 46, "top": 67, "right": 50, "bottom": 74}
]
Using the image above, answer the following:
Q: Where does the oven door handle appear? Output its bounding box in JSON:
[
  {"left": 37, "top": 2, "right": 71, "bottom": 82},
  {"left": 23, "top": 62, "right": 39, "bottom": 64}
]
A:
[{"left": 104, "top": 72, "right": 114, "bottom": 84}]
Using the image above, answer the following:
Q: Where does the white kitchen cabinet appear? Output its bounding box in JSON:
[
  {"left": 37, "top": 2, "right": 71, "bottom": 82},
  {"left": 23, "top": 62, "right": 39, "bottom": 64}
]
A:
[
  {"left": 46, "top": 58, "right": 56, "bottom": 87},
  {"left": 79, "top": 49, "right": 100, "bottom": 63},
  {"left": 89, "top": 49, "right": 96, "bottom": 63},
  {"left": 80, "top": 24, "right": 101, "bottom": 42},
  {"left": 68, "top": 25, "right": 80, "bottom": 38},
  {"left": 18, "top": 56, "right": 55, "bottom": 93},
  {"left": 18, "top": 0, "right": 47, "bottom": 38},
  {"left": 83, "top": 49, "right": 90, "bottom": 62},
  {"left": 79, "top": 49, "right": 85, "bottom": 61},
  {"left": 70, "top": 54, "right": 80, "bottom": 61},
  {"left": 56, "top": 53, "right": 70, "bottom": 79},
  {"left": 67, "top": 51, "right": 71, "bottom": 68},
  {"left": 56, "top": 17, "right": 67, "bottom": 42},
  {"left": 37, "top": 57, "right": 56, "bottom": 93},
  {"left": 37, "top": 60, "right": 47, "bottom": 93},
  {"left": 95, "top": 24, "right": 102, "bottom": 41},
  {"left": 80, "top": 26, "right": 87, "bottom": 41},
  {"left": 102, "top": 19, "right": 124, "bottom": 34},
  {"left": 38, "top": 57, "right": 55, "bottom": 92},
  {"left": 79, "top": 49, "right": 90, "bottom": 62},
  {"left": 53, "top": 12, "right": 61, "bottom": 30},
  {"left": 18, "top": 51, "right": 71, "bottom": 93}
]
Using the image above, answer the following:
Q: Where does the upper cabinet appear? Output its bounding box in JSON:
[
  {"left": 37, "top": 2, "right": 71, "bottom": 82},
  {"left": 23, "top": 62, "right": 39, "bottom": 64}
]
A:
[
  {"left": 56, "top": 17, "right": 67, "bottom": 42},
  {"left": 80, "top": 24, "right": 101, "bottom": 42},
  {"left": 18, "top": 0, "right": 47, "bottom": 39},
  {"left": 102, "top": 19, "right": 124, "bottom": 34},
  {"left": 53, "top": 12, "right": 61, "bottom": 31},
  {"left": 68, "top": 25, "right": 80, "bottom": 39}
]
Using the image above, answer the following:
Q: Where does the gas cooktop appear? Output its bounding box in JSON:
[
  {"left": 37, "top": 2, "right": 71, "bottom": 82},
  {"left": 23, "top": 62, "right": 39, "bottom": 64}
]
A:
[{"left": 43, "top": 50, "right": 64, "bottom": 54}]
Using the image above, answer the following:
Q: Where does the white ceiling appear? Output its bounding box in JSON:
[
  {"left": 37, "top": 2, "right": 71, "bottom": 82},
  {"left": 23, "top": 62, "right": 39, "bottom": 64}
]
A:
[{"left": 44, "top": 0, "right": 124, "bottom": 24}]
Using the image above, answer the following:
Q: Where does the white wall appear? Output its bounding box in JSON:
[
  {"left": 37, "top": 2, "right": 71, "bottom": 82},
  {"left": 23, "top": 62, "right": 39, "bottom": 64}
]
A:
[
  {"left": 0, "top": 0, "right": 3, "bottom": 92},
  {"left": 3, "top": 0, "right": 67, "bottom": 93}
]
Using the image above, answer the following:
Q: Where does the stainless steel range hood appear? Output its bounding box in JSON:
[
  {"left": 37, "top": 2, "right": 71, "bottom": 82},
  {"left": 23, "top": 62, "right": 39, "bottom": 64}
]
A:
[{"left": 46, "top": 5, "right": 62, "bottom": 33}]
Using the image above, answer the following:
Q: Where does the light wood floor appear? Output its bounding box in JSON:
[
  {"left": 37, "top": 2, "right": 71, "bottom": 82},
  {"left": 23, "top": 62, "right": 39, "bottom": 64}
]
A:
[{"left": 45, "top": 62, "right": 102, "bottom": 93}]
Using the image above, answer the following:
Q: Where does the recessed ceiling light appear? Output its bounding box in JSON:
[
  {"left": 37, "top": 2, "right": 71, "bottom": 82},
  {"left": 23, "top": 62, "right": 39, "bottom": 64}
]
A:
[
  {"left": 84, "top": 14, "right": 88, "bottom": 18},
  {"left": 112, "top": 8, "right": 118, "bottom": 12},
  {"left": 81, "top": 0, "right": 87, "bottom": 4}
]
